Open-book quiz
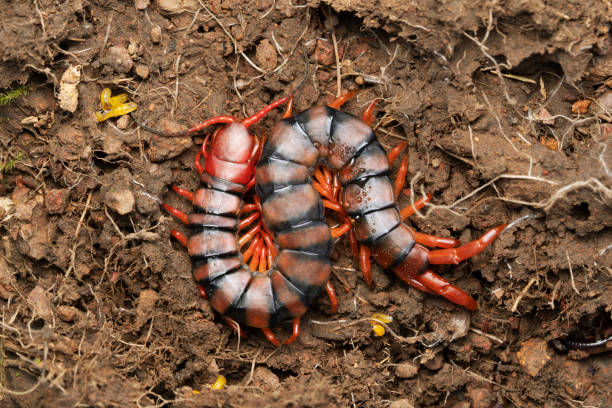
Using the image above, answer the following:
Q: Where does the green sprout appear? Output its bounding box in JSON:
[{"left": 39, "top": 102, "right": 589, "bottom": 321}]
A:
[{"left": 0, "top": 85, "right": 30, "bottom": 106}]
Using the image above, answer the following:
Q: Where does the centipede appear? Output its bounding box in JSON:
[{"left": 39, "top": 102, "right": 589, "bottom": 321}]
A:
[{"left": 133, "top": 92, "right": 507, "bottom": 346}]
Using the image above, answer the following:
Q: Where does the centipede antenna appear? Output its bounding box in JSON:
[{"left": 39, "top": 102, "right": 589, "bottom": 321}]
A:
[{"left": 131, "top": 113, "right": 236, "bottom": 137}]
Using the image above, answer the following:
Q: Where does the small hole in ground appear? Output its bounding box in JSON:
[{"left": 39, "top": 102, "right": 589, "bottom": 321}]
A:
[{"left": 570, "top": 202, "right": 590, "bottom": 220}]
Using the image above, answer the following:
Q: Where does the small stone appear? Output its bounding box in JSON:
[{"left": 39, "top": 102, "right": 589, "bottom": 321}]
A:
[
  {"left": 315, "top": 39, "right": 335, "bottom": 65},
  {"left": 517, "top": 338, "right": 551, "bottom": 377},
  {"left": 57, "top": 305, "right": 79, "bottom": 322},
  {"left": 116, "top": 114, "right": 131, "bottom": 130},
  {"left": 135, "top": 0, "right": 150, "bottom": 10},
  {"left": 394, "top": 361, "right": 419, "bottom": 378},
  {"left": 255, "top": 39, "right": 278, "bottom": 71},
  {"left": 27, "top": 286, "right": 53, "bottom": 321},
  {"left": 45, "top": 189, "right": 70, "bottom": 214},
  {"left": 106, "top": 46, "right": 134, "bottom": 74},
  {"left": 536, "top": 107, "right": 555, "bottom": 125},
  {"left": 135, "top": 64, "right": 150, "bottom": 79},
  {"left": 156, "top": 0, "right": 198, "bottom": 13},
  {"left": 150, "top": 26, "right": 162, "bottom": 43},
  {"left": 104, "top": 188, "right": 135, "bottom": 215},
  {"left": 571, "top": 99, "right": 591, "bottom": 114}
]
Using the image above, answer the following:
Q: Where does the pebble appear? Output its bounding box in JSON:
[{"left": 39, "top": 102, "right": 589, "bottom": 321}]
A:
[
  {"left": 315, "top": 39, "right": 336, "bottom": 65},
  {"left": 156, "top": 0, "right": 198, "bottom": 13},
  {"left": 116, "top": 114, "right": 131, "bottom": 130},
  {"left": 571, "top": 99, "right": 591, "bottom": 114},
  {"left": 135, "top": 64, "right": 150, "bottom": 79},
  {"left": 135, "top": 0, "right": 150, "bottom": 9},
  {"left": 517, "top": 338, "right": 550, "bottom": 377},
  {"left": 150, "top": 26, "right": 162, "bottom": 43},
  {"left": 106, "top": 46, "right": 134, "bottom": 74},
  {"left": 104, "top": 188, "right": 135, "bottom": 215},
  {"left": 255, "top": 39, "right": 278, "bottom": 71},
  {"left": 45, "top": 189, "right": 70, "bottom": 214},
  {"left": 394, "top": 361, "right": 419, "bottom": 378}
]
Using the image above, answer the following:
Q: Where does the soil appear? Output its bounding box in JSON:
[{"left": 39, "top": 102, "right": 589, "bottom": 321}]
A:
[{"left": 0, "top": 0, "right": 611, "bottom": 407}]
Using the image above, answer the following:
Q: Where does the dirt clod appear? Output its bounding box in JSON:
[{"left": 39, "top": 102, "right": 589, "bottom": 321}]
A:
[
  {"left": 105, "top": 45, "right": 134, "bottom": 74},
  {"left": 255, "top": 39, "right": 278, "bottom": 71},
  {"left": 571, "top": 99, "right": 591, "bottom": 114},
  {"left": 395, "top": 361, "right": 419, "bottom": 378},
  {"left": 135, "top": 289, "right": 159, "bottom": 328},
  {"left": 27, "top": 286, "right": 53, "bottom": 321},
  {"left": 517, "top": 338, "right": 551, "bottom": 377},
  {"left": 105, "top": 188, "right": 135, "bottom": 215},
  {"left": 45, "top": 189, "right": 70, "bottom": 214}
]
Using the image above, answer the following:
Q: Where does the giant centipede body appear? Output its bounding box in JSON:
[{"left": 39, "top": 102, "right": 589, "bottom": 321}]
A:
[{"left": 149, "top": 95, "right": 507, "bottom": 345}]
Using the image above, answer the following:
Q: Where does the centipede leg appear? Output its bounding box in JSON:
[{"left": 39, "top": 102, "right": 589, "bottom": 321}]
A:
[
  {"left": 361, "top": 99, "right": 379, "bottom": 126},
  {"left": 283, "top": 317, "right": 301, "bottom": 344},
  {"left": 328, "top": 90, "right": 358, "bottom": 109},
  {"left": 387, "top": 141, "right": 407, "bottom": 165},
  {"left": 428, "top": 224, "right": 507, "bottom": 265},
  {"left": 413, "top": 231, "right": 460, "bottom": 248},
  {"left": 242, "top": 96, "right": 289, "bottom": 128},
  {"left": 224, "top": 317, "right": 247, "bottom": 338},
  {"left": 261, "top": 328, "right": 281, "bottom": 347},
  {"left": 359, "top": 244, "right": 373, "bottom": 288},
  {"left": 162, "top": 203, "right": 189, "bottom": 224},
  {"left": 282, "top": 94, "right": 294, "bottom": 119},
  {"left": 394, "top": 155, "right": 409, "bottom": 198},
  {"left": 400, "top": 193, "right": 433, "bottom": 220},
  {"left": 171, "top": 185, "right": 194, "bottom": 201},
  {"left": 196, "top": 283, "right": 208, "bottom": 299},
  {"left": 325, "top": 281, "right": 338, "bottom": 314},
  {"left": 413, "top": 270, "right": 478, "bottom": 311},
  {"left": 169, "top": 229, "right": 188, "bottom": 247}
]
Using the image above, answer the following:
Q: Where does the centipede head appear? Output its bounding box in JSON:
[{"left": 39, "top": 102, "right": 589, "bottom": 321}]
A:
[{"left": 203, "top": 122, "right": 262, "bottom": 185}]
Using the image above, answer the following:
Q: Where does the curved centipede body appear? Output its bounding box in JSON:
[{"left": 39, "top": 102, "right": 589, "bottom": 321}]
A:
[{"left": 150, "top": 95, "right": 507, "bottom": 346}]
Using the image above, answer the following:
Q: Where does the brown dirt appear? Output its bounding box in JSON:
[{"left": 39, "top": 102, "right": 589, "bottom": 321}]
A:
[{"left": 0, "top": 0, "right": 611, "bottom": 407}]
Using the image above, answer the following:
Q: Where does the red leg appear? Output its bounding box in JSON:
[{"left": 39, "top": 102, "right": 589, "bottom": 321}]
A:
[
  {"left": 171, "top": 185, "right": 194, "bottom": 201},
  {"left": 283, "top": 317, "right": 301, "bottom": 344},
  {"left": 400, "top": 276, "right": 436, "bottom": 295},
  {"left": 428, "top": 224, "right": 507, "bottom": 265},
  {"left": 163, "top": 203, "right": 189, "bottom": 224},
  {"left": 413, "top": 231, "right": 460, "bottom": 248},
  {"left": 261, "top": 327, "right": 281, "bottom": 347},
  {"left": 359, "top": 244, "right": 373, "bottom": 287},
  {"left": 394, "top": 155, "right": 409, "bottom": 198},
  {"left": 282, "top": 94, "right": 294, "bottom": 119},
  {"left": 170, "top": 229, "right": 188, "bottom": 247},
  {"left": 361, "top": 99, "right": 379, "bottom": 126},
  {"left": 224, "top": 317, "right": 247, "bottom": 338},
  {"left": 242, "top": 96, "right": 289, "bottom": 128},
  {"left": 197, "top": 283, "right": 208, "bottom": 299},
  {"left": 331, "top": 221, "right": 351, "bottom": 238},
  {"left": 328, "top": 91, "right": 358, "bottom": 109},
  {"left": 400, "top": 193, "right": 433, "bottom": 220},
  {"left": 194, "top": 151, "right": 204, "bottom": 175},
  {"left": 326, "top": 281, "right": 338, "bottom": 314},
  {"left": 387, "top": 141, "right": 407, "bottom": 165},
  {"left": 413, "top": 270, "right": 478, "bottom": 311},
  {"left": 238, "top": 212, "right": 260, "bottom": 230}
]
